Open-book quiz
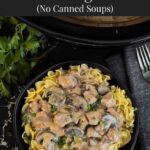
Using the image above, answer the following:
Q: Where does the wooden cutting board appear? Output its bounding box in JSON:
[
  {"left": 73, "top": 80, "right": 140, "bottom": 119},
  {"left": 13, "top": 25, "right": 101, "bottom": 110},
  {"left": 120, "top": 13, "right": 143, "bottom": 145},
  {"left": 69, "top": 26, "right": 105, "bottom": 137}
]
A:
[{"left": 56, "top": 16, "right": 150, "bottom": 27}]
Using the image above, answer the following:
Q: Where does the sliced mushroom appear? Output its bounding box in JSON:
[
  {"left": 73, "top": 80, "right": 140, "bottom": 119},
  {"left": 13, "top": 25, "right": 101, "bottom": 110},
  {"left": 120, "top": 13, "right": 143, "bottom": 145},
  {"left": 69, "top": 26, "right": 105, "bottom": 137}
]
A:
[
  {"left": 42, "top": 88, "right": 52, "bottom": 100},
  {"left": 72, "top": 96, "right": 88, "bottom": 111},
  {"left": 43, "top": 86, "right": 64, "bottom": 99},
  {"left": 97, "top": 83, "right": 110, "bottom": 95},
  {"left": 88, "top": 138, "right": 99, "bottom": 147},
  {"left": 35, "top": 130, "right": 57, "bottom": 149},
  {"left": 107, "top": 108, "right": 124, "bottom": 127},
  {"left": 94, "top": 114, "right": 117, "bottom": 137},
  {"left": 66, "top": 127, "right": 84, "bottom": 137},
  {"left": 101, "top": 92, "right": 116, "bottom": 108},
  {"left": 49, "top": 95, "right": 66, "bottom": 108},
  {"left": 48, "top": 87, "right": 66, "bottom": 107},
  {"left": 65, "top": 96, "right": 75, "bottom": 106},
  {"left": 102, "top": 114, "right": 118, "bottom": 128},
  {"left": 53, "top": 112, "right": 72, "bottom": 128},
  {"left": 42, "top": 86, "right": 65, "bottom": 107}
]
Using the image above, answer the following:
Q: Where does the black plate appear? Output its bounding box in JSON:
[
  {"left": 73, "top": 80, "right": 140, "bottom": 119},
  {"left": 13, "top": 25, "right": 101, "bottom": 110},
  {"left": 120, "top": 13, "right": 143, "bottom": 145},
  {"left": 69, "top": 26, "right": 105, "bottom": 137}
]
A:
[
  {"left": 13, "top": 61, "right": 139, "bottom": 150},
  {"left": 18, "top": 17, "right": 150, "bottom": 46}
]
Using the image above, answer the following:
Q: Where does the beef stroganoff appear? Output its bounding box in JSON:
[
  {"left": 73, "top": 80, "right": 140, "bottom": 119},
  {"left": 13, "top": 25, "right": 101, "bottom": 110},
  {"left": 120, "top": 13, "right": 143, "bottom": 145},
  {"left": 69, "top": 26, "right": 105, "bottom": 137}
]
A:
[{"left": 21, "top": 64, "right": 135, "bottom": 150}]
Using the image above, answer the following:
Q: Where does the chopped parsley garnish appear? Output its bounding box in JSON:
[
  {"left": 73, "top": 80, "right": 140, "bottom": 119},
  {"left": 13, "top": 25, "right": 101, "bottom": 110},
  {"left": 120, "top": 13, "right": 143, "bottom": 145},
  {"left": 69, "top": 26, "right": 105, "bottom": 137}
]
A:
[
  {"left": 92, "top": 116, "right": 96, "bottom": 119},
  {"left": 51, "top": 105, "right": 57, "bottom": 113},
  {"left": 30, "top": 112, "right": 36, "bottom": 117},
  {"left": 43, "top": 91, "right": 51, "bottom": 100},
  {"left": 22, "top": 132, "right": 31, "bottom": 144},
  {"left": 87, "top": 103, "right": 98, "bottom": 111},
  {"left": 87, "top": 101, "right": 99, "bottom": 111},
  {"left": 100, "top": 120, "right": 108, "bottom": 127},
  {"left": 73, "top": 136, "right": 82, "bottom": 144},
  {"left": 57, "top": 136, "right": 66, "bottom": 148},
  {"left": 87, "top": 95, "right": 102, "bottom": 111},
  {"left": 21, "top": 114, "right": 28, "bottom": 125},
  {"left": 66, "top": 144, "right": 71, "bottom": 150}
]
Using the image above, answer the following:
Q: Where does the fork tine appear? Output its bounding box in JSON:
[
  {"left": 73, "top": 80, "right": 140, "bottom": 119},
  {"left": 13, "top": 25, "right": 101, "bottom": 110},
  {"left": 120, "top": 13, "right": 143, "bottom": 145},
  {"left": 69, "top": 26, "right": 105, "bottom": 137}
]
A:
[
  {"left": 136, "top": 48, "right": 145, "bottom": 72},
  {"left": 139, "top": 46, "right": 148, "bottom": 71},
  {"left": 142, "top": 45, "right": 150, "bottom": 69},
  {"left": 144, "top": 44, "right": 150, "bottom": 62}
]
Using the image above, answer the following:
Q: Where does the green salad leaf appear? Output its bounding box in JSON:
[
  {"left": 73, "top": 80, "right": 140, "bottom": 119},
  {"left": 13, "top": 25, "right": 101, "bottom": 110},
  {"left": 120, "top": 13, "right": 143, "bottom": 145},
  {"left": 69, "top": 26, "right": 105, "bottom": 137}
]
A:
[
  {"left": 0, "top": 17, "right": 47, "bottom": 97},
  {"left": 57, "top": 136, "right": 66, "bottom": 148},
  {"left": 87, "top": 95, "right": 102, "bottom": 111},
  {"left": 51, "top": 105, "right": 58, "bottom": 113}
]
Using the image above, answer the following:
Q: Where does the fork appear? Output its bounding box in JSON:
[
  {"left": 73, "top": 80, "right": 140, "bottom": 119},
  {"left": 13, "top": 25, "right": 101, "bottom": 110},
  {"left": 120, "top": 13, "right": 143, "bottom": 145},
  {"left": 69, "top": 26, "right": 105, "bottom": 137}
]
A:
[{"left": 136, "top": 43, "right": 150, "bottom": 82}]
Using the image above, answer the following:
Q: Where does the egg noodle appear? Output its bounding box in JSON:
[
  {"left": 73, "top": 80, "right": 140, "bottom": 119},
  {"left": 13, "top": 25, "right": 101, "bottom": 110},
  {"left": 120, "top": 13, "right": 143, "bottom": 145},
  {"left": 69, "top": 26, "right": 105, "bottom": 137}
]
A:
[{"left": 21, "top": 64, "right": 135, "bottom": 150}]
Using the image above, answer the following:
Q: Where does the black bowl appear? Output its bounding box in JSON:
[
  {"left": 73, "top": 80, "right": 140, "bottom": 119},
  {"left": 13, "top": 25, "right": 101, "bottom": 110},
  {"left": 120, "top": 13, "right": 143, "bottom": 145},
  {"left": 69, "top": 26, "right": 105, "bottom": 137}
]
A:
[
  {"left": 13, "top": 61, "right": 139, "bottom": 150},
  {"left": 17, "top": 17, "right": 150, "bottom": 47}
]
